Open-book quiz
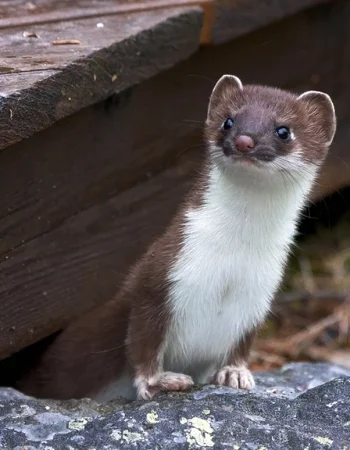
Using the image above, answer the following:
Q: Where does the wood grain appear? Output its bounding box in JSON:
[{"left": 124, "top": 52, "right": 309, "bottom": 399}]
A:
[
  {"left": 0, "top": 8, "right": 202, "bottom": 73},
  {"left": 0, "top": 6, "right": 203, "bottom": 150},
  {"left": 0, "top": 0, "right": 335, "bottom": 153},
  {"left": 0, "top": 0, "right": 332, "bottom": 39},
  {"left": 0, "top": 0, "right": 212, "bottom": 29},
  {"left": 0, "top": 160, "right": 197, "bottom": 358},
  {"left": 0, "top": 0, "right": 347, "bottom": 258},
  {"left": 212, "top": 0, "right": 332, "bottom": 44}
]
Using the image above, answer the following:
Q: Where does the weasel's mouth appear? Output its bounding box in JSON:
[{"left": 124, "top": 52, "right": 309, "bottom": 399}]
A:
[
  {"left": 230, "top": 154, "right": 262, "bottom": 168},
  {"left": 235, "top": 157, "right": 257, "bottom": 167},
  {"left": 222, "top": 142, "right": 277, "bottom": 166},
  {"left": 227, "top": 151, "right": 277, "bottom": 169},
  {"left": 219, "top": 143, "right": 278, "bottom": 169}
]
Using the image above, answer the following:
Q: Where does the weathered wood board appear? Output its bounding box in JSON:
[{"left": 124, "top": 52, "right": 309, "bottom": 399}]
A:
[
  {"left": 0, "top": 0, "right": 211, "bottom": 27},
  {"left": 0, "top": 0, "right": 333, "bottom": 153},
  {"left": 0, "top": 0, "right": 349, "bottom": 359},
  {"left": 0, "top": 0, "right": 331, "bottom": 43},
  {"left": 211, "top": 0, "right": 333, "bottom": 43},
  {"left": 0, "top": 0, "right": 348, "bottom": 257},
  {"left": 0, "top": 6, "right": 203, "bottom": 151},
  {"left": 0, "top": 161, "right": 197, "bottom": 358}
]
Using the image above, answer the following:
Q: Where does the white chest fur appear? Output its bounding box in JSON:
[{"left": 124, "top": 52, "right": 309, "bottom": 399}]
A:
[{"left": 164, "top": 164, "right": 316, "bottom": 381}]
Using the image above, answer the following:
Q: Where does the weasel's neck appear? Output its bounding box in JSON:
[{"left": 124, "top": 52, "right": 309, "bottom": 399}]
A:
[{"left": 183, "top": 162, "right": 317, "bottom": 249}]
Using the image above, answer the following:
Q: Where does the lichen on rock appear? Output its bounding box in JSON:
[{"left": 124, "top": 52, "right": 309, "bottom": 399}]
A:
[{"left": 0, "top": 363, "right": 349, "bottom": 449}]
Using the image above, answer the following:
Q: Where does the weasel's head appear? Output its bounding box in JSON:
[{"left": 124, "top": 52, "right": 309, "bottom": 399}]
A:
[{"left": 205, "top": 75, "right": 336, "bottom": 176}]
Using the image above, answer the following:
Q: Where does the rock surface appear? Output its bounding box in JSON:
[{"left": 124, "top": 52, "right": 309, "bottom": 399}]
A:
[{"left": 0, "top": 363, "right": 349, "bottom": 449}]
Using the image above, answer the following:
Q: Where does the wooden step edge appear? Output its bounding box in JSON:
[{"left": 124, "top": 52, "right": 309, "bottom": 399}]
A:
[{"left": 0, "top": 0, "right": 216, "bottom": 42}]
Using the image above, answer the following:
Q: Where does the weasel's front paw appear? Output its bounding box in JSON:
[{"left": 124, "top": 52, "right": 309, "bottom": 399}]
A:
[
  {"left": 213, "top": 365, "right": 255, "bottom": 390},
  {"left": 135, "top": 372, "right": 194, "bottom": 400}
]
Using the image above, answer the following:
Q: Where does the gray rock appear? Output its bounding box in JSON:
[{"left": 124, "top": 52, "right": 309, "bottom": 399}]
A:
[{"left": 1, "top": 363, "right": 349, "bottom": 449}]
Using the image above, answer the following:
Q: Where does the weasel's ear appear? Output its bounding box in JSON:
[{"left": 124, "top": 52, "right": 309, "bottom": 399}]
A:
[
  {"left": 297, "top": 90, "right": 336, "bottom": 146},
  {"left": 207, "top": 74, "right": 243, "bottom": 122}
]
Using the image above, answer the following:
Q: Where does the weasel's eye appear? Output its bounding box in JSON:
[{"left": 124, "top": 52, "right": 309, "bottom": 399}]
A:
[
  {"left": 222, "top": 118, "right": 234, "bottom": 130},
  {"left": 275, "top": 126, "right": 291, "bottom": 141}
]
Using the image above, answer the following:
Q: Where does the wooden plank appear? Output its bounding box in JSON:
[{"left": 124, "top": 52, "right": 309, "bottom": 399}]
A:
[
  {"left": 1, "top": 11, "right": 204, "bottom": 73},
  {"left": 0, "top": 0, "right": 346, "bottom": 259},
  {"left": 0, "top": 1, "right": 212, "bottom": 28},
  {"left": 0, "top": 0, "right": 333, "bottom": 45},
  {"left": 0, "top": 0, "right": 214, "bottom": 45},
  {"left": 0, "top": 5, "right": 202, "bottom": 74},
  {"left": 0, "top": 160, "right": 197, "bottom": 358},
  {"left": 0, "top": 0, "right": 335, "bottom": 154},
  {"left": 212, "top": 0, "right": 333, "bottom": 43},
  {"left": 0, "top": 71, "right": 58, "bottom": 96},
  {"left": 0, "top": 7, "right": 202, "bottom": 151}
]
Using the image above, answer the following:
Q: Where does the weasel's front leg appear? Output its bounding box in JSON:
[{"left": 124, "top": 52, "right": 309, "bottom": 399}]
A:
[
  {"left": 212, "top": 330, "right": 256, "bottom": 390},
  {"left": 127, "top": 306, "right": 193, "bottom": 400}
]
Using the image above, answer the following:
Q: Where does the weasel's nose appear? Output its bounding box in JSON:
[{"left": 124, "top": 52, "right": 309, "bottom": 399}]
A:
[{"left": 235, "top": 135, "right": 255, "bottom": 153}]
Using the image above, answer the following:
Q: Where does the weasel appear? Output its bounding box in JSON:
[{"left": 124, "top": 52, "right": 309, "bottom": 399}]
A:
[{"left": 17, "top": 75, "right": 336, "bottom": 402}]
